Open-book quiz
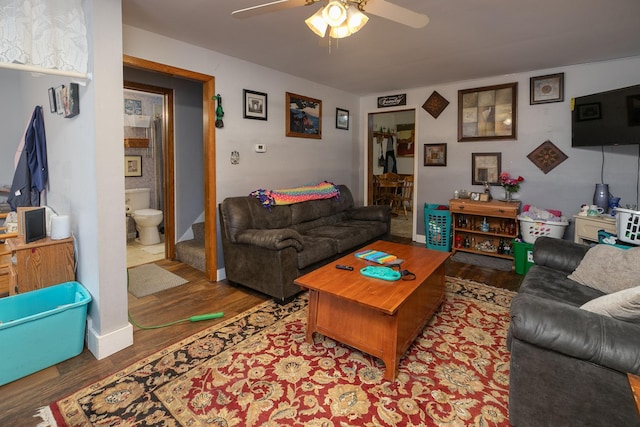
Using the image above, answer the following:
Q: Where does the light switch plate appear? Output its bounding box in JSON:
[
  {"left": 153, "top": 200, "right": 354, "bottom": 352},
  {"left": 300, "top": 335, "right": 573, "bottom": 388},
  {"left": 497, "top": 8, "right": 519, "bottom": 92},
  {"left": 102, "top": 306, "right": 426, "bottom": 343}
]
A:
[{"left": 255, "top": 144, "right": 266, "bottom": 153}]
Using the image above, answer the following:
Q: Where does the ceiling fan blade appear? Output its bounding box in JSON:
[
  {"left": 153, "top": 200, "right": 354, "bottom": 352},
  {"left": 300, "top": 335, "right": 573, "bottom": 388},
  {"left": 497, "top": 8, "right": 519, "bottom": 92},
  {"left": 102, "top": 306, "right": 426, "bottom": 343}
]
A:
[
  {"left": 232, "top": 0, "right": 310, "bottom": 19},
  {"left": 363, "top": 0, "right": 429, "bottom": 29}
]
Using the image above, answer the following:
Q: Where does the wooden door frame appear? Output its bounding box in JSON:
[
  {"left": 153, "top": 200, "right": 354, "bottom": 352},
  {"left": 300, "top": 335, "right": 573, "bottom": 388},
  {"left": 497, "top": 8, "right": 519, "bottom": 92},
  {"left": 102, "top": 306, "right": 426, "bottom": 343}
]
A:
[
  {"left": 123, "top": 55, "right": 217, "bottom": 282},
  {"left": 366, "top": 107, "right": 417, "bottom": 237}
]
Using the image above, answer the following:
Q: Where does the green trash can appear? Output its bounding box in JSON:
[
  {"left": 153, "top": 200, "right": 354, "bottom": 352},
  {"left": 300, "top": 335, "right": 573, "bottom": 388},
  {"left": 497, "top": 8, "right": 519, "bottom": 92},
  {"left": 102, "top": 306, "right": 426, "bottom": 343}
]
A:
[{"left": 513, "top": 240, "right": 534, "bottom": 275}]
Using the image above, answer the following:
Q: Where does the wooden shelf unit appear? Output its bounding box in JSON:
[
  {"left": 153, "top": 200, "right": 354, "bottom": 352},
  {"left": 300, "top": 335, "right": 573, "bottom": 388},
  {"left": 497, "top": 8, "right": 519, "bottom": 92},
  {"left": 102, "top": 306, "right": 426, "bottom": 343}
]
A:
[
  {"left": 450, "top": 198, "right": 521, "bottom": 259},
  {"left": 6, "top": 236, "right": 75, "bottom": 295}
]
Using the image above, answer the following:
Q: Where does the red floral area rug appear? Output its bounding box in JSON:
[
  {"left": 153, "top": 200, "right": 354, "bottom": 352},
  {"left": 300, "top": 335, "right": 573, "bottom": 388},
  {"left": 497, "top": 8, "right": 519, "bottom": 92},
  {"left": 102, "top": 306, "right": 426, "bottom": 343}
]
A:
[{"left": 37, "top": 277, "right": 515, "bottom": 427}]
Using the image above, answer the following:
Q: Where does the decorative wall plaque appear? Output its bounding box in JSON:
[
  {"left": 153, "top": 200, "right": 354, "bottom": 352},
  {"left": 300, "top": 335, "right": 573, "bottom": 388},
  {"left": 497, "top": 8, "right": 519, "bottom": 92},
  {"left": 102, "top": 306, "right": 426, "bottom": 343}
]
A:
[
  {"left": 527, "top": 140, "right": 568, "bottom": 174},
  {"left": 422, "top": 91, "right": 449, "bottom": 118},
  {"left": 377, "top": 94, "right": 406, "bottom": 108}
]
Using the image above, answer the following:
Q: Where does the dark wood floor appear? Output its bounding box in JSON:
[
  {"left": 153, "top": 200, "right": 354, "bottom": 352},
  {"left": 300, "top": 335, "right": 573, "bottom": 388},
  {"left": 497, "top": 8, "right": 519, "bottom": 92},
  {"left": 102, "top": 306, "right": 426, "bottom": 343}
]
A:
[{"left": 0, "top": 237, "right": 522, "bottom": 426}]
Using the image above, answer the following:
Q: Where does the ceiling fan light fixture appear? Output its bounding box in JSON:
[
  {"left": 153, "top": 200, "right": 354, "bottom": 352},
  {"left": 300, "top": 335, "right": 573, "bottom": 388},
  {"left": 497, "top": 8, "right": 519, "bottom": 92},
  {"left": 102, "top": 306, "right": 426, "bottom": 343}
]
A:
[
  {"left": 322, "top": 1, "right": 347, "bottom": 27},
  {"left": 345, "top": 5, "right": 368, "bottom": 34},
  {"left": 305, "top": 8, "right": 328, "bottom": 37},
  {"left": 329, "top": 23, "right": 351, "bottom": 39}
]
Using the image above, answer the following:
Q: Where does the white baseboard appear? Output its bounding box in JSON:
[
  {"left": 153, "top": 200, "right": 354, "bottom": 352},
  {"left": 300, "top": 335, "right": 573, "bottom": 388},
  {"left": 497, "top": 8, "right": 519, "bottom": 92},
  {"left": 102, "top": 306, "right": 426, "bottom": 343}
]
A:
[
  {"left": 217, "top": 267, "right": 226, "bottom": 282},
  {"left": 86, "top": 318, "right": 134, "bottom": 360}
]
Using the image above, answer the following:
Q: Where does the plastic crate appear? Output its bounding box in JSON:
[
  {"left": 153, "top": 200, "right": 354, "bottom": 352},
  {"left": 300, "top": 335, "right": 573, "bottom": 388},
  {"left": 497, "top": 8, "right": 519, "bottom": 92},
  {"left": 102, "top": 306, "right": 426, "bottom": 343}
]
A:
[
  {"left": 425, "top": 203, "right": 451, "bottom": 252},
  {"left": 518, "top": 216, "right": 569, "bottom": 244},
  {"left": 615, "top": 207, "right": 640, "bottom": 245},
  {"left": 598, "top": 230, "right": 634, "bottom": 250},
  {"left": 0, "top": 282, "right": 91, "bottom": 386},
  {"left": 513, "top": 240, "right": 534, "bottom": 275}
]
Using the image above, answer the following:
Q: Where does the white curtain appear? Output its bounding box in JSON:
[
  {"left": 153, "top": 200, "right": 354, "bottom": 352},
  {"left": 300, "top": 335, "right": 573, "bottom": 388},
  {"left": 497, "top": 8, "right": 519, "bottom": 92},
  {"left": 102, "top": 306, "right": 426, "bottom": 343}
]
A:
[{"left": 0, "top": 0, "right": 88, "bottom": 74}]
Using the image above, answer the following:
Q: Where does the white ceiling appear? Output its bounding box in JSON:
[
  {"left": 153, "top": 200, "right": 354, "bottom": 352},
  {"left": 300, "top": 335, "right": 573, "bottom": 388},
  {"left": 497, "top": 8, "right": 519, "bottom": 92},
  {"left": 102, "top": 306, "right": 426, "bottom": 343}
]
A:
[{"left": 122, "top": 0, "right": 640, "bottom": 95}]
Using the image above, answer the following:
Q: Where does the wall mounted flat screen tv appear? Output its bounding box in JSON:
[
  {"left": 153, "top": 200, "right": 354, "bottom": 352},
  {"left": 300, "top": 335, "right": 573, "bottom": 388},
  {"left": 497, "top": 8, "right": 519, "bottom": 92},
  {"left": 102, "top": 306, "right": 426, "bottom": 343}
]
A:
[{"left": 572, "top": 84, "right": 640, "bottom": 147}]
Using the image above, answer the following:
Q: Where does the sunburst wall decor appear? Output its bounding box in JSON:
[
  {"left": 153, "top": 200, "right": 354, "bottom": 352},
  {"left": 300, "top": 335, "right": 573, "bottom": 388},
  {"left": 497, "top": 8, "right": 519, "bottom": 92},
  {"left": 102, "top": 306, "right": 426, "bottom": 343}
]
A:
[{"left": 527, "top": 140, "right": 568, "bottom": 174}]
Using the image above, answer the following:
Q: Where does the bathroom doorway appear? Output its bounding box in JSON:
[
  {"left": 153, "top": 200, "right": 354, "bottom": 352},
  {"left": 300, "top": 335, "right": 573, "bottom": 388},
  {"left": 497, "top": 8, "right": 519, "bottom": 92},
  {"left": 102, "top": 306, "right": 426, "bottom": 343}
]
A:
[
  {"left": 123, "top": 55, "right": 217, "bottom": 282},
  {"left": 367, "top": 108, "right": 417, "bottom": 240},
  {"left": 123, "top": 82, "right": 173, "bottom": 267}
]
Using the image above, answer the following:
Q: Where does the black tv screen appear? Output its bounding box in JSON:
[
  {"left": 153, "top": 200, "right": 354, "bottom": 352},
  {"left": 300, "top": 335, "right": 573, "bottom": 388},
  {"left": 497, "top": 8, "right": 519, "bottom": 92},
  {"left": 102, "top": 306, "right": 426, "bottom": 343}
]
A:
[{"left": 572, "top": 84, "right": 640, "bottom": 147}]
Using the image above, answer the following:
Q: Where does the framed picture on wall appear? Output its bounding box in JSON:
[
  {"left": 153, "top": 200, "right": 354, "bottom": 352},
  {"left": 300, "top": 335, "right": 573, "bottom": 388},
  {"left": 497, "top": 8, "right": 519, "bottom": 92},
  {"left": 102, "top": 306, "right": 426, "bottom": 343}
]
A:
[
  {"left": 243, "top": 89, "right": 267, "bottom": 120},
  {"left": 285, "top": 92, "right": 322, "bottom": 139},
  {"left": 471, "top": 152, "right": 501, "bottom": 185},
  {"left": 336, "top": 108, "right": 349, "bottom": 130},
  {"left": 124, "top": 155, "right": 142, "bottom": 177},
  {"left": 424, "top": 143, "right": 447, "bottom": 166},
  {"left": 530, "top": 73, "right": 564, "bottom": 105},
  {"left": 458, "top": 82, "right": 517, "bottom": 141}
]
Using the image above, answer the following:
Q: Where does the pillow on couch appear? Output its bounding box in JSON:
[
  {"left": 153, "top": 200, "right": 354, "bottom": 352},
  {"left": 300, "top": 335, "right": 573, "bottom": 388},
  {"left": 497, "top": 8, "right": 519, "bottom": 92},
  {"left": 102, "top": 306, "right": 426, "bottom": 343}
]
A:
[
  {"left": 581, "top": 285, "right": 640, "bottom": 322},
  {"left": 567, "top": 244, "right": 640, "bottom": 293}
]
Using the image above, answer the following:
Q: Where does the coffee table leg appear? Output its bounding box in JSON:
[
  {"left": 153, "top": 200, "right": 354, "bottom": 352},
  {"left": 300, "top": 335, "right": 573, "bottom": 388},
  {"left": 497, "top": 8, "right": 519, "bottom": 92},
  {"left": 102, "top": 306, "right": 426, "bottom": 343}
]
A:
[{"left": 306, "top": 290, "right": 319, "bottom": 343}]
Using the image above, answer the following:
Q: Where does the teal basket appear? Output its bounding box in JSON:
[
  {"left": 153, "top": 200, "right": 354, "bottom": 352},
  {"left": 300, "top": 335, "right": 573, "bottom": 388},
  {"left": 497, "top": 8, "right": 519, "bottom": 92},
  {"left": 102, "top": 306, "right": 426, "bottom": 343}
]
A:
[{"left": 424, "top": 203, "right": 452, "bottom": 252}]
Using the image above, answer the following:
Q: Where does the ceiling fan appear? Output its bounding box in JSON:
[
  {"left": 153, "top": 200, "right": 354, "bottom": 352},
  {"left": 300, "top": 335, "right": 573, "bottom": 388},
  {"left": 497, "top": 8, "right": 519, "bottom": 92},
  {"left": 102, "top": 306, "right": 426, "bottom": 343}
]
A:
[{"left": 232, "top": 0, "right": 429, "bottom": 37}]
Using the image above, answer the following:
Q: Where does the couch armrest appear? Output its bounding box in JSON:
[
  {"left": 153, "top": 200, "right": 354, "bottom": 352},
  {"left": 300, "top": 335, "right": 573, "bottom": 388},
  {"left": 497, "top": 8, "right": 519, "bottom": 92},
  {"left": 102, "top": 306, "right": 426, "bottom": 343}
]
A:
[
  {"left": 236, "top": 228, "right": 304, "bottom": 251},
  {"left": 510, "top": 293, "right": 640, "bottom": 374},
  {"left": 533, "top": 236, "right": 590, "bottom": 273},
  {"left": 347, "top": 205, "right": 391, "bottom": 222}
]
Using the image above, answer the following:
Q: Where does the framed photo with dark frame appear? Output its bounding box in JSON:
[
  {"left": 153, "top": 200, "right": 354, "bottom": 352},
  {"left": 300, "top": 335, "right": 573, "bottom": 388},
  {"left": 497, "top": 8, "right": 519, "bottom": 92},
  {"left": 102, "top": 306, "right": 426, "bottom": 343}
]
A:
[
  {"left": 458, "top": 82, "right": 517, "bottom": 142},
  {"left": 423, "top": 143, "right": 447, "bottom": 166},
  {"left": 285, "top": 92, "right": 321, "bottom": 139},
  {"left": 471, "top": 152, "right": 502, "bottom": 185},
  {"left": 243, "top": 89, "right": 267, "bottom": 120},
  {"left": 336, "top": 108, "right": 349, "bottom": 130},
  {"left": 577, "top": 102, "right": 601, "bottom": 121},
  {"left": 124, "top": 155, "right": 142, "bottom": 177},
  {"left": 530, "top": 73, "right": 564, "bottom": 105}
]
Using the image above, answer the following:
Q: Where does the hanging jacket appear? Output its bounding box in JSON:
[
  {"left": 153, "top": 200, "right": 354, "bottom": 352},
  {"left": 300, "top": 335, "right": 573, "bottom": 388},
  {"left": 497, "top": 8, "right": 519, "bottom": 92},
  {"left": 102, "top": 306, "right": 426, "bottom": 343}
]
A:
[
  {"left": 7, "top": 106, "right": 47, "bottom": 210},
  {"left": 25, "top": 106, "right": 48, "bottom": 192}
]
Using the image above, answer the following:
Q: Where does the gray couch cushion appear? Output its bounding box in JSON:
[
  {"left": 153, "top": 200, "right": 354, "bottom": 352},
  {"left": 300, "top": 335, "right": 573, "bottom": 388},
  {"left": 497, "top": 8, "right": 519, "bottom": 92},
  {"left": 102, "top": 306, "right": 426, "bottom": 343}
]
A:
[
  {"left": 302, "top": 224, "right": 371, "bottom": 253},
  {"left": 297, "top": 236, "right": 337, "bottom": 268},
  {"left": 220, "top": 196, "right": 292, "bottom": 242},
  {"left": 520, "top": 265, "right": 605, "bottom": 307}
]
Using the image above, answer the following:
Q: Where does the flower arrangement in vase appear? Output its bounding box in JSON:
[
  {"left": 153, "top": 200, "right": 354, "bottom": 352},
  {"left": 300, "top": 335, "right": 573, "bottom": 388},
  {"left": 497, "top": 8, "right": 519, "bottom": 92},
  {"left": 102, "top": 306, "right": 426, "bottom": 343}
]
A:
[{"left": 499, "top": 172, "right": 524, "bottom": 201}]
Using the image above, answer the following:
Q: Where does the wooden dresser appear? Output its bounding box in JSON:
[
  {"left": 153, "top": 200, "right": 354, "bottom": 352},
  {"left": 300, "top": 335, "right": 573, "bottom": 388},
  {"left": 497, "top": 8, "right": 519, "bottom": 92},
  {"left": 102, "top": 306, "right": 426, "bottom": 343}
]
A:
[
  {"left": 6, "top": 236, "right": 75, "bottom": 295},
  {"left": 449, "top": 198, "right": 521, "bottom": 260}
]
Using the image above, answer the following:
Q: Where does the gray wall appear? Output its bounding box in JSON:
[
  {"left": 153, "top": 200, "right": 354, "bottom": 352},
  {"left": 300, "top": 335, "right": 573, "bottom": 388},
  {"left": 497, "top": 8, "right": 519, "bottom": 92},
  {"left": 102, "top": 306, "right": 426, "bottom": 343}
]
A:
[{"left": 0, "top": 70, "right": 28, "bottom": 192}]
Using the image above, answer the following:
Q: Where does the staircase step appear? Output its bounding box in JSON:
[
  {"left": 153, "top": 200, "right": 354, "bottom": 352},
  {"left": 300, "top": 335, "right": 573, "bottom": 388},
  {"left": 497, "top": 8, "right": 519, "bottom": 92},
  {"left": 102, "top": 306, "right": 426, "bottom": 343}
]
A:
[
  {"left": 192, "top": 222, "right": 205, "bottom": 242},
  {"left": 175, "top": 239, "right": 205, "bottom": 272}
]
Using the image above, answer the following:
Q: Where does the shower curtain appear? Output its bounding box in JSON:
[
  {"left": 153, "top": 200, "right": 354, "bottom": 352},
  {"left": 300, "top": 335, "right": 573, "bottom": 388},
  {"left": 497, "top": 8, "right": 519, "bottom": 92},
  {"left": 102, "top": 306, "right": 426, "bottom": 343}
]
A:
[{"left": 153, "top": 117, "right": 164, "bottom": 215}]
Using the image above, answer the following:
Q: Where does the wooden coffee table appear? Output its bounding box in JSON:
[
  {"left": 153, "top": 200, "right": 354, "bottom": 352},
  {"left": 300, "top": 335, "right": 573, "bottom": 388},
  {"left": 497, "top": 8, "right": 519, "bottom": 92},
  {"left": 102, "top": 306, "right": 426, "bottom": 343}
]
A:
[{"left": 295, "top": 240, "right": 450, "bottom": 381}]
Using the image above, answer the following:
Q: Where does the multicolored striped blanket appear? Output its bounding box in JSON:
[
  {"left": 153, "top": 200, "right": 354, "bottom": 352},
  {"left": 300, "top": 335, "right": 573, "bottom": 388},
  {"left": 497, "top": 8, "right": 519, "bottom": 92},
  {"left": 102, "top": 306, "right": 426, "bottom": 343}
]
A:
[{"left": 249, "top": 181, "right": 340, "bottom": 210}]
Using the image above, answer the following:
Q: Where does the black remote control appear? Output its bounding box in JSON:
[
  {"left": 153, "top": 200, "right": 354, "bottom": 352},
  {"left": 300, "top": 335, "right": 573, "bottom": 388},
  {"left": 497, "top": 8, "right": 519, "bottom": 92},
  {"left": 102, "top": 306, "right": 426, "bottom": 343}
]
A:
[{"left": 335, "top": 264, "right": 354, "bottom": 271}]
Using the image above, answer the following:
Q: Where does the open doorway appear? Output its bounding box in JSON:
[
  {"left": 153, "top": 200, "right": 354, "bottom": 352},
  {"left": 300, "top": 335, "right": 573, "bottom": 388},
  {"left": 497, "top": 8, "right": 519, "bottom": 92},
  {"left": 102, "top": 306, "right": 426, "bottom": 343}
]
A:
[
  {"left": 367, "top": 108, "right": 416, "bottom": 240},
  {"left": 123, "top": 55, "right": 217, "bottom": 282},
  {"left": 123, "top": 82, "right": 173, "bottom": 267}
]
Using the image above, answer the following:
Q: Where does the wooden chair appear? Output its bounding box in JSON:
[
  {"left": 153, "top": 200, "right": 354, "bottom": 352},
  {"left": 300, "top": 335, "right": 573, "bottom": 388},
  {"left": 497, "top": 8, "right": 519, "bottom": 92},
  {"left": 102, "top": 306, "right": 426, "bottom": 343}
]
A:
[
  {"left": 398, "top": 175, "right": 414, "bottom": 219},
  {"left": 377, "top": 173, "right": 403, "bottom": 212},
  {"left": 372, "top": 175, "right": 386, "bottom": 206}
]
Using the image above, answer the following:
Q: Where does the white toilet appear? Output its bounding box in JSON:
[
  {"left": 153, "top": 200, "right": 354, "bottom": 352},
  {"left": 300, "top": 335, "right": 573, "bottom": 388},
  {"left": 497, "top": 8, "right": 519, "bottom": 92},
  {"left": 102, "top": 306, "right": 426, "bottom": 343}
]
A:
[{"left": 125, "top": 188, "right": 163, "bottom": 245}]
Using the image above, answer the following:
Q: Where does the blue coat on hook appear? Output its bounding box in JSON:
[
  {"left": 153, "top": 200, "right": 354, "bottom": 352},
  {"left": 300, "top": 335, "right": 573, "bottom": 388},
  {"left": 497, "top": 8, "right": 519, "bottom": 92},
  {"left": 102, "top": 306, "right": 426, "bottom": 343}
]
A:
[{"left": 8, "top": 106, "right": 48, "bottom": 210}]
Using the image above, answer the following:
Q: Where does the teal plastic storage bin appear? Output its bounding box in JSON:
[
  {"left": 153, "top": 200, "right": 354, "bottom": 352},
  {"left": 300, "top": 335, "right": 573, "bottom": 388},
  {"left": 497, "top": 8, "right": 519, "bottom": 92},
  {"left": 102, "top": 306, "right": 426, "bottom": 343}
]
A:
[
  {"left": 0, "top": 282, "right": 91, "bottom": 386},
  {"left": 425, "top": 203, "right": 452, "bottom": 252},
  {"left": 513, "top": 240, "right": 534, "bottom": 275}
]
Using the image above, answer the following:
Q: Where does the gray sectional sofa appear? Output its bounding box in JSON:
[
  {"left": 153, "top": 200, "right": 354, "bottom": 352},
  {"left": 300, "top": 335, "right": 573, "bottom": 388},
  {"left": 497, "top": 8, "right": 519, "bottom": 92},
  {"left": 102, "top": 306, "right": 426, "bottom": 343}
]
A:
[
  {"left": 218, "top": 185, "right": 391, "bottom": 302},
  {"left": 508, "top": 237, "right": 640, "bottom": 427}
]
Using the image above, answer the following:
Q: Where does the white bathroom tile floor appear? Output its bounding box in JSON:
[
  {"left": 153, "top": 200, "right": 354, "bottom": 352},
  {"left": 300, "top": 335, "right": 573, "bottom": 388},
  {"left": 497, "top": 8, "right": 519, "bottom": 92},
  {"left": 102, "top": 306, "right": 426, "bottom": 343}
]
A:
[{"left": 127, "top": 238, "right": 165, "bottom": 268}]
